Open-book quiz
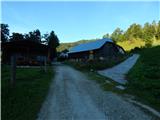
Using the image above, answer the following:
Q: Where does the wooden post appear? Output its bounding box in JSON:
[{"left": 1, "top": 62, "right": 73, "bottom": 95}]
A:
[
  {"left": 10, "top": 54, "right": 16, "bottom": 87},
  {"left": 44, "top": 56, "right": 47, "bottom": 73}
]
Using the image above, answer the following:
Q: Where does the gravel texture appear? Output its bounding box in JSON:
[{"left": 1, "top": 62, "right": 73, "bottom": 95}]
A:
[
  {"left": 37, "top": 65, "right": 153, "bottom": 120},
  {"left": 98, "top": 54, "right": 140, "bottom": 84}
]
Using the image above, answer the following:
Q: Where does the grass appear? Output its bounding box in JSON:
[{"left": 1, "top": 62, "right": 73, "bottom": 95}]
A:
[
  {"left": 1, "top": 65, "right": 54, "bottom": 120},
  {"left": 117, "top": 39, "right": 145, "bottom": 51},
  {"left": 126, "top": 46, "right": 160, "bottom": 111},
  {"left": 117, "top": 39, "right": 160, "bottom": 52},
  {"left": 85, "top": 71, "right": 125, "bottom": 94}
]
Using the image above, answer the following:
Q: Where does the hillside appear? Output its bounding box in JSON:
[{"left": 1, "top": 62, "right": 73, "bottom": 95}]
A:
[
  {"left": 117, "top": 39, "right": 160, "bottom": 51},
  {"left": 126, "top": 46, "right": 160, "bottom": 111}
]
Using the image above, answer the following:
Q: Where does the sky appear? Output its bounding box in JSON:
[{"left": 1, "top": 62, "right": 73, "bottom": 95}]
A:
[{"left": 1, "top": 1, "right": 160, "bottom": 43}]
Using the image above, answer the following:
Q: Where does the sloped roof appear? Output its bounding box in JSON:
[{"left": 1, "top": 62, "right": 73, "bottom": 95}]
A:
[{"left": 68, "top": 38, "right": 113, "bottom": 53}]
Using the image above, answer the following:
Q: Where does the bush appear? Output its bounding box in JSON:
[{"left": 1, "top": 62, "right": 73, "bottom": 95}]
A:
[
  {"left": 130, "top": 47, "right": 142, "bottom": 53},
  {"left": 65, "top": 55, "right": 127, "bottom": 71}
]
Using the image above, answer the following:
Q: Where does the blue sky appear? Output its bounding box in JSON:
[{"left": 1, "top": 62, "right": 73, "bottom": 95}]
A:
[{"left": 1, "top": 1, "right": 160, "bottom": 43}]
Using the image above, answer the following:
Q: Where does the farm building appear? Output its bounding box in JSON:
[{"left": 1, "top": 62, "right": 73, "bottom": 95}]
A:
[
  {"left": 1, "top": 40, "right": 48, "bottom": 65},
  {"left": 68, "top": 38, "right": 125, "bottom": 61}
]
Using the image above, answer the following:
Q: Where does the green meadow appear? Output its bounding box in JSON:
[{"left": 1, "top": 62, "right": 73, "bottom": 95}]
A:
[
  {"left": 1, "top": 65, "right": 54, "bottom": 120},
  {"left": 126, "top": 46, "right": 160, "bottom": 111}
]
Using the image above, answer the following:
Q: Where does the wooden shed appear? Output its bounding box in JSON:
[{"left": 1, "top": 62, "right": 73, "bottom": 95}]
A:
[
  {"left": 68, "top": 38, "right": 125, "bottom": 61},
  {"left": 1, "top": 40, "right": 48, "bottom": 65}
]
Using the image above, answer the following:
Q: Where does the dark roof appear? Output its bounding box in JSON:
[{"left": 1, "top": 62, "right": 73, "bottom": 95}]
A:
[
  {"left": 68, "top": 38, "right": 113, "bottom": 53},
  {"left": 2, "top": 40, "right": 48, "bottom": 55}
]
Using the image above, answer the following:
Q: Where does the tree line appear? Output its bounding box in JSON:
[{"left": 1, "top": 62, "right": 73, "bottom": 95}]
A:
[
  {"left": 103, "top": 20, "right": 160, "bottom": 46},
  {"left": 1, "top": 23, "right": 60, "bottom": 61},
  {"left": 57, "top": 20, "right": 160, "bottom": 52}
]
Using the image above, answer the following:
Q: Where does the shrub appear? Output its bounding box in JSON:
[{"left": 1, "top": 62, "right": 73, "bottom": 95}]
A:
[{"left": 65, "top": 55, "right": 127, "bottom": 71}]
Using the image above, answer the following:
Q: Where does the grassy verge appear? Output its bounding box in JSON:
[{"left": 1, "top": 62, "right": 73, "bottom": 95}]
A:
[
  {"left": 85, "top": 71, "right": 125, "bottom": 94},
  {"left": 1, "top": 65, "right": 54, "bottom": 120},
  {"left": 126, "top": 46, "right": 160, "bottom": 111}
]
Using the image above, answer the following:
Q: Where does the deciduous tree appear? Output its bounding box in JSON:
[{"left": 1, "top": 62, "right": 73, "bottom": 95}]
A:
[
  {"left": 24, "top": 29, "right": 41, "bottom": 43},
  {"left": 111, "top": 28, "right": 123, "bottom": 42},
  {"left": 156, "top": 21, "right": 160, "bottom": 40},
  {"left": 125, "top": 23, "right": 143, "bottom": 41},
  {"left": 10, "top": 33, "right": 24, "bottom": 41},
  {"left": 45, "top": 31, "right": 60, "bottom": 61},
  {"left": 103, "top": 33, "right": 110, "bottom": 39},
  {"left": 1, "top": 24, "right": 9, "bottom": 43}
]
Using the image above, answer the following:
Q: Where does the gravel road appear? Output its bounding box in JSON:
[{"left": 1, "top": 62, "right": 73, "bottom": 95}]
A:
[
  {"left": 98, "top": 54, "right": 140, "bottom": 84},
  {"left": 37, "top": 64, "right": 153, "bottom": 120}
]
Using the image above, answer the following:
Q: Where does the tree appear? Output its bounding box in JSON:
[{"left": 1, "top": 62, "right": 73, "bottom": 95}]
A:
[
  {"left": 41, "top": 33, "right": 49, "bottom": 44},
  {"left": 24, "top": 29, "right": 41, "bottom": 43},
  {"left": 10, "top": 33, "right": 24, "bottom": 41},
  {"left": 111, "top": 28, "right": 124, "bottom": 42},
  {"left": 45, "top": 31, "right": 60, "bottom": 61},
  {"left": 143, "top": 23, "right": 154, "bottom": 40},
  {"left": 103, "top": 33, "right": 110, "bottom": 39},
  {"left": 24, "top": 33, "right": 30, "bottom": 40},
  {"left": 1, "top": 24, "right": 9, "bottom": 43},
  {"left": 143, "top": 23, "right": 154, "bottom": 39},
  {"left": 152, "top": 20, "right": 157, "bottom": 39},
  {"left": 125, "top": 23, "right": 143, "bottom": 41},
  {"left": 34, "top": 29, "right": 41, "bottom": 43},
  {"left": 156, "top": 21, "right": 160, "bottom": 40},
  {"left": 142, "top": 22, "right": 157, "bottom": 47}
]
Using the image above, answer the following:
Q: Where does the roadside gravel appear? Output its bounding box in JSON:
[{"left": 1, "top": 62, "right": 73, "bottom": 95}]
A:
[{"left": 37, "top": 65, "right": 153, "bottom": 120}]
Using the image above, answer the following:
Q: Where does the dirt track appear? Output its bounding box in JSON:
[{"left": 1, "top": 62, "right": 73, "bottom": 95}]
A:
[{"left": 37, "top": 65, "right": 153, "bottom": 120}]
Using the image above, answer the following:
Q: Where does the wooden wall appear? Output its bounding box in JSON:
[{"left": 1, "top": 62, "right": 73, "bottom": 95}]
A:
[{"left": 68, "top": 42, "right": 121, "bottom": 60}]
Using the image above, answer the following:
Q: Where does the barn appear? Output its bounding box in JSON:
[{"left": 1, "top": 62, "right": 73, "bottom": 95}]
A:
[{"left": 68, "top": 38, "right": 125, "bottom": 61}]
